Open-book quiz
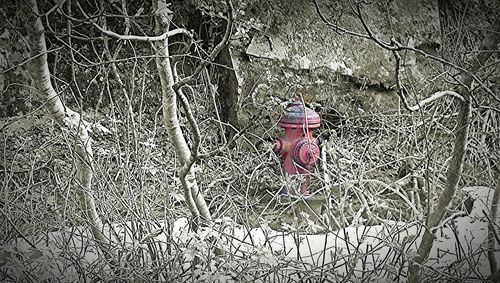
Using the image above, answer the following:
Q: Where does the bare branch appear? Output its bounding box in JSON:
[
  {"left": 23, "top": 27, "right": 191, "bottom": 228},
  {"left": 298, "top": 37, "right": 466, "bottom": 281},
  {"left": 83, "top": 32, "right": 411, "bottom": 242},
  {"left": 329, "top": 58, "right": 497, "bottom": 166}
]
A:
[
  {"left": 172, "top": 63, "right": 202, "bottom": 158},
  {"left": 312, "top": 0, "right": 370, "bottom": 39},
  {"left": 398, "top": 45, "right": 499, "bottom": 102},
  {"left": 394, "top": 46, "right": 465, "bottom": 112},
  {"left": 94, "top": 23, "right": 192, "bottom": 42},
  {"left": 62, "top": 1, "right": 106, "bottom": 23},
  {"left": 75, "top": 1, "right": 192, "bottom": 42},
  {"left": 391, "top": 48, "right": 412, "bottom": 111},
  {"left": 407, "top": 91, "right": 465, "bottom": 111},
  {"left": 1, "top": 46, "right": 63, "bottom": 74},
  {"left": 0, "top": 207, "right": 37, "bottom": 249},
  {"left": 203, "top": 67, "right": 227, "bottom": 144},
  {"left": 173, "top": 0, "right": 234, "bottom": 90},
  {"left": 355, "top": 4, "right": 396, "bottom": 50},
  {"left": 314, "top": 0, "right": 498, "bottom": 102}
]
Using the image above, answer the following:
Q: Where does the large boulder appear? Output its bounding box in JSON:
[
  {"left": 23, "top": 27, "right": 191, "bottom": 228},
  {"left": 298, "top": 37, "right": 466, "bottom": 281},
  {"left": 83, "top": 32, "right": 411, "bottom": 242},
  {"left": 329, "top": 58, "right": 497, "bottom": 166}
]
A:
[{"left": 222, "top": 0, "right": 442, "bottom": 137}]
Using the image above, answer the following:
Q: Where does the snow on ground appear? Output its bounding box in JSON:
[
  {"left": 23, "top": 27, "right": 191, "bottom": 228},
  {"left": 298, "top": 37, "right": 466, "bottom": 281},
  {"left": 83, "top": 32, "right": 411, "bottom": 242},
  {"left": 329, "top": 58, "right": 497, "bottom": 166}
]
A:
[{"left": 1, "top": 186, "right": 499, "bottom": 281}]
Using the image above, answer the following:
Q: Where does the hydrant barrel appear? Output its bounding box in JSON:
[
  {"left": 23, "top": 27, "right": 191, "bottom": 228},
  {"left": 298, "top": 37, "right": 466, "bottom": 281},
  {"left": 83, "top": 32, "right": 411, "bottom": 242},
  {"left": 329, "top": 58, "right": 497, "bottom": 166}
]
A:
[{"left": 275, "top": 100, "right": 321, "bottom": 195}]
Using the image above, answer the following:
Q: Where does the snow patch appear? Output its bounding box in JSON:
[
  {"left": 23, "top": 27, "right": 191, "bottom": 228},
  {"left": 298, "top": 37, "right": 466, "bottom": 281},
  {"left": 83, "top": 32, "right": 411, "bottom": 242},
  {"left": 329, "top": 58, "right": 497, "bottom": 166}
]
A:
[
  {"left": 2, "top": 186, "right": 499, "bottom": 281},
  {"left": 329, "top": 61, "right": 353, "bottom": 76}
]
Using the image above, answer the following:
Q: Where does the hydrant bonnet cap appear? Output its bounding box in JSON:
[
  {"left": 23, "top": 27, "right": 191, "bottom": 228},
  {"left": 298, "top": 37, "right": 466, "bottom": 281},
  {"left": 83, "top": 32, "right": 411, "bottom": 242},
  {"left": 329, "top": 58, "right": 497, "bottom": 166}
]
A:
[{"left": 279, "top": 101, "right": 320, "bottom": 128}]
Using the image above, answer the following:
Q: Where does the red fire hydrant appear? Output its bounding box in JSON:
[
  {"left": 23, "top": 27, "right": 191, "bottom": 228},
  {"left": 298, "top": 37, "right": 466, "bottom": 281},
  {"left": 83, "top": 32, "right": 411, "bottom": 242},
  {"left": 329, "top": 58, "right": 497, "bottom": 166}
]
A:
[{"left": 274, "top": 101, "right": 321, "bottom": 195}]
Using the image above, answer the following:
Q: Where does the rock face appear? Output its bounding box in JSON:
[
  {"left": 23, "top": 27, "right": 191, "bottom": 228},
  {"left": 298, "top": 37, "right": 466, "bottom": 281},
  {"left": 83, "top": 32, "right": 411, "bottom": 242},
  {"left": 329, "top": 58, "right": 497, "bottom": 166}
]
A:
[{"left": 223, "top": 0, "right": 442, "bottom": 137}]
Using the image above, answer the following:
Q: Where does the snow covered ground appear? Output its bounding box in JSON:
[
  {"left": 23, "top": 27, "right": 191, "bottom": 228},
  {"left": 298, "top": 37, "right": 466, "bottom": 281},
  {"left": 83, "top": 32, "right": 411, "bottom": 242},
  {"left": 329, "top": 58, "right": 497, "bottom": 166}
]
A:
[{"left": 1, "top": 186, "right": 499, "bottom": 281}]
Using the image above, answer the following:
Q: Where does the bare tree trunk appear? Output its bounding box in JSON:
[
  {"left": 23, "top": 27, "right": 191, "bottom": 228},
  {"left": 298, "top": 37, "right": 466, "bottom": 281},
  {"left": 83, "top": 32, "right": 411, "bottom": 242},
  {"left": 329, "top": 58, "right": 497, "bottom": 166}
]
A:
[
  {"left": 24, "top": 0, "right": 117, "bottom": 268},
  {"left": 408, "top": 31, "right": 499, "bottom": 283},
  {"left": 312, "top": 1, "right": 498, "bottom": 280},
  {"left": 152, "top": 0, "right": 211, "bottom": 228},
  {"left": 408, "top": 95, "right": 471, "bottom": 283},
  {"left": 488, "top": 173, "right": 500, "bottom": 275}
]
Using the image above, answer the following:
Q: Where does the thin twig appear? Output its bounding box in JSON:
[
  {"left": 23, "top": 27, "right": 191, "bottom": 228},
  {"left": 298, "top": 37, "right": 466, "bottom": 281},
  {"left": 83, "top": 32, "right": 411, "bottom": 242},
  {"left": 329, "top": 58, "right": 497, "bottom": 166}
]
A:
[
  {"left": 0, "top": 207, "right": 37, "bottom": 249},
  {"left": 314, "top": 0, "right": 498, "bottom": 102},
  {"left": 1, "top": 47, "right": 63, "bottom": 74},
  {"left": 173, "top": 0, "right": 234, "bottom": 90}
]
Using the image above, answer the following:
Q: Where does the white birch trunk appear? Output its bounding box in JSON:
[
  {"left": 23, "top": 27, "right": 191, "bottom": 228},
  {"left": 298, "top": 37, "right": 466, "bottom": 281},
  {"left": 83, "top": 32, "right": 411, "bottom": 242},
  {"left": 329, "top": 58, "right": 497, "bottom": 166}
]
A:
[
  {"left": 152, "top": 0, "right": 212, "bottom": 226},
  {"left": 24, "top": 0, "right": 117, "bottom": 267}
]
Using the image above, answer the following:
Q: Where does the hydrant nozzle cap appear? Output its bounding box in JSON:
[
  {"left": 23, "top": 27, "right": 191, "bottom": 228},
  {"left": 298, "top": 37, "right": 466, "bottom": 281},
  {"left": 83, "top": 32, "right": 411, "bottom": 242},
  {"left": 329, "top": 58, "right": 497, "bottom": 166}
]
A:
[
  {"left": 279, "top": 101, "right": 320, "bottom": 128},
  {"left": 293, "top": 140, "right": 320, "bottom": 165}
]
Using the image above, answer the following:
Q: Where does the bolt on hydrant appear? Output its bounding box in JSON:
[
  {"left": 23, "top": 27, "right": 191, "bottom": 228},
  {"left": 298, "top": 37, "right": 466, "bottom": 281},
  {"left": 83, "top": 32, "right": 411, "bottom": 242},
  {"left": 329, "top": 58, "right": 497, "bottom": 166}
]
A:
[{"left": 274, "top": 100, "right": 321, "bottom": 195}]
